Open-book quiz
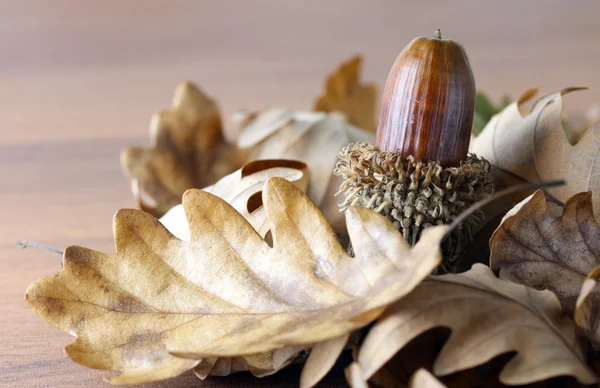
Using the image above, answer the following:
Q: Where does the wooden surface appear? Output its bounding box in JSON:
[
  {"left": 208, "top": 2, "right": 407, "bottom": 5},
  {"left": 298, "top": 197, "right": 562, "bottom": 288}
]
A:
[{"left": 1, "top": 1, "right": 599, "bottom": 387}]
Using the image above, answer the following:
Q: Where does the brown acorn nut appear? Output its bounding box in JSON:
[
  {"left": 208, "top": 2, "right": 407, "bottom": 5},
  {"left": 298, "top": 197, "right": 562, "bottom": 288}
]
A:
[
  {"left": 334, "top": 30, "right": 494, "bottom": 273},
  {"left": 375, "top": 29, "right": 475, "bottom": 167}
]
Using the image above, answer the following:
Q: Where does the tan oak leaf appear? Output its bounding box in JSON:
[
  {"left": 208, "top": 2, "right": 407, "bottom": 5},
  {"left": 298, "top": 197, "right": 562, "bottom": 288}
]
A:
[
  {"left": 356, "top": 264, "right": 597, "bottom": 386},
  {"left": 26, "top": 178, "right": 445, "bottom": 386},
  {"left": 121, "top": 81, "right": 248, "bottom": 218},
  {"left": 490, "top": 190, "right": 600, "bottom": 316},
  {"left": 314, "top": 55, "right": 378, "bottom": 133},
  {"left": 470, "top": 87, "right": 600, "bottom": 221}
]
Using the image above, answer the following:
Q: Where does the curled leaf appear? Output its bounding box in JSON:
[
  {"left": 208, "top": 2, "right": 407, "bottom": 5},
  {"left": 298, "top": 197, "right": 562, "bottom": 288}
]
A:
[
  {"left": 237, "top": 110, "right": 372, "bottom": 203},
  {"left": 26, "top": 178, "right": 444, "bottom": 385},
  {"left": 236, "top": 109, "right": 373, "bottom": 239},
  {"left": 160, "top": 159, "right": 309, "bottom": 240},
  {"left": 357, "top": 264, "right": 596, "bottom": 386},
  {"left": 490, "top": 190, "right": 600, "bottom": 316}
]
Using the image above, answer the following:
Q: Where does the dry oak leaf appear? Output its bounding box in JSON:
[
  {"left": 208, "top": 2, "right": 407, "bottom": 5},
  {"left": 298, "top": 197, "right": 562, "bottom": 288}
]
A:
[
  {"left": 314, "top": 55, "right": 378, "bottom": 133},
  {"left": 356, "top": 264, "right": 597, "bottom": 386},
  {"left": 470, "top": 87, "right": 600, "bottom": 221},
  {"left": 235, "top": 109, "right": 373, "bottom": 238},
  {"left": 490, "top": 190, "right": 600, "bottom": 317},
  {"left": 26, "top": 178, "right": 446, "bottom": 385},
  {"left": 121, "top": 81, "right": 247, "bottom": 218},
  {"left": 160, "top": 158, "right": 309, "bottom": 241}
]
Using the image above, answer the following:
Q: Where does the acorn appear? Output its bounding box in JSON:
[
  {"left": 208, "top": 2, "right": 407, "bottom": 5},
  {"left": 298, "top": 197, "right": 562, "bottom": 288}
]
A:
[
  {"left": 334, "top": 30, "right": 494, "bottom": 273},
  {"left": 376, "top": 29, "right": 475, "bottom": 166}
]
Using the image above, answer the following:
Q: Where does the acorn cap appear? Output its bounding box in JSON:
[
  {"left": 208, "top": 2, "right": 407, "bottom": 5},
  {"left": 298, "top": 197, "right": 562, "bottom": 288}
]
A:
[
  {"left": 334, "top": 142, "right": 494, "bottom": 272},
  {"left": 375, "top": 29, "right": 475, "bottom": 167}
]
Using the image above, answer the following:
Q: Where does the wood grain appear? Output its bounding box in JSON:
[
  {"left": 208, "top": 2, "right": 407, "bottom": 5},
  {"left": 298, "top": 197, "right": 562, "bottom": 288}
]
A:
[{"left": 1, "top": 1, "right": 599, "bottom": 386}]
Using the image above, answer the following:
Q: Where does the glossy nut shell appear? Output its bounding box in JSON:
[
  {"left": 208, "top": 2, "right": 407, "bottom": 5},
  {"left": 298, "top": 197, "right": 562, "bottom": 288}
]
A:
[{"left": 375, "top": 33, "right": 475, "bottom": 167}]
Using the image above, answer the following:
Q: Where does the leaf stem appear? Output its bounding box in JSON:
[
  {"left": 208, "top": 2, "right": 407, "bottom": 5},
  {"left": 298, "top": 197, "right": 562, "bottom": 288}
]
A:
[{"left": 16, "top": 241, "right": 63, "bottom": 256}]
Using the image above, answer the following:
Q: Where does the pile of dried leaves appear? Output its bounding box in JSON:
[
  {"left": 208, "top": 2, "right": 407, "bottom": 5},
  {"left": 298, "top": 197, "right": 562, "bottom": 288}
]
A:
[{"left": 25, "top": 56, "right": 600, "bottom": 387}]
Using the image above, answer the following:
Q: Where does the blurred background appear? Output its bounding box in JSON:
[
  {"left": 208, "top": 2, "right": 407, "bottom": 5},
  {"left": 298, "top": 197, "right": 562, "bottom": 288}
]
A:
[
  {"left": 2, "top": 0, "right": 599, "bottom": 144},
  {"left": 2, "top": 1, "right": 600, "bottom": 385}
]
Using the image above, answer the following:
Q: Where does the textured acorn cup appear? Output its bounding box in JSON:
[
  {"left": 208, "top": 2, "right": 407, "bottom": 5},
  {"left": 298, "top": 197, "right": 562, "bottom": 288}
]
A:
[{"left": 375, "top": 29, "right": 475, "bottom": 167}]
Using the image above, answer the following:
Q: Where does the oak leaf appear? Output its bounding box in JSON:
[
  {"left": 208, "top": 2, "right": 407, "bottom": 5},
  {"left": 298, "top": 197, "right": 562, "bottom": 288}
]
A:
[
  {"left": 26, "top": 178, "right": 445, "bottom": 385},
  {"left": 470, "top": 87, "right": 600, "bottom": 220},
  {"left": 356, "top": 264, "right": 597, "bottom": 386},
  {"left": 121, "top": 81, "right": 247, "bottom": 218},
  {"left": 314, "top": 55, "right": 378, "bottom": 133},
  {"left": 490, "top": 190, "right": 600, "bottom": 316}
]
